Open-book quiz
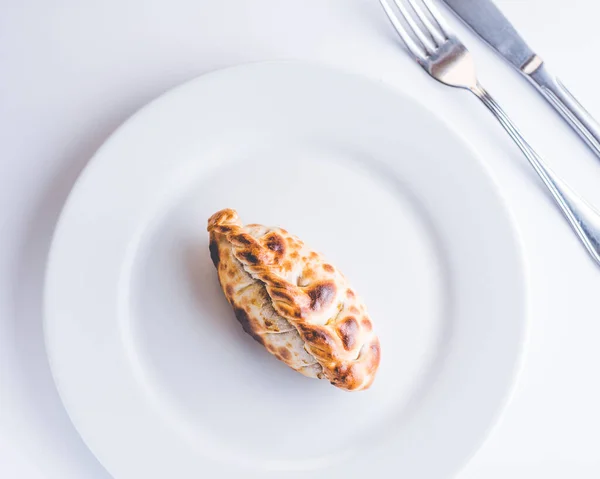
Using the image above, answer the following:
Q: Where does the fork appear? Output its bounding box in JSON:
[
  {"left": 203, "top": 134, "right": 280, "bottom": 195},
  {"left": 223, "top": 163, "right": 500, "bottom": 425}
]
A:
[{"left": 379, "top": 0, "right": 600, "bottom": 266}]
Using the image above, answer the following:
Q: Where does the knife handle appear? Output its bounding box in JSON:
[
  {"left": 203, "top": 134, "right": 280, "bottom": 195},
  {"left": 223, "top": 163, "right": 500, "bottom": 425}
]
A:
[{"left": 527, "top": 63, "right": 600, "bottom": 159}]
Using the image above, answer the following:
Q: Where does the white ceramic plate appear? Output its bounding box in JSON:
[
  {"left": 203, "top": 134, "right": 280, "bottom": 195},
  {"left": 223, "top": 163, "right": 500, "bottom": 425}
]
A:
[{"left": 45, "top": 62, "right": 527, "bottom": 479}]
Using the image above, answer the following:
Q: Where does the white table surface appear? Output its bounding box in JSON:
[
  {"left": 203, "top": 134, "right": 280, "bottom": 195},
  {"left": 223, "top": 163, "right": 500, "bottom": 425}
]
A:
[{"left": 1, "top": 0, "right": 599, "bottom": 477}]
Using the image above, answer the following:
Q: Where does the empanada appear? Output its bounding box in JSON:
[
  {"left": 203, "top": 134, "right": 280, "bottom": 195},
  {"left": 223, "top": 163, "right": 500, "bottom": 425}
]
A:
[{"left": 207, "top": 209, "right": 380, "bottom": 391}]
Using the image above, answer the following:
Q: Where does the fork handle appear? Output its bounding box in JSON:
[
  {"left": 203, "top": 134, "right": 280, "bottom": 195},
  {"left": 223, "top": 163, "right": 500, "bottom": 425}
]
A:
[
  {"left": 527, "top": 64, "right": 600, "bottom": 159},
  {"left": 470, "top": 83, "right": 600, "bottom": 266}
]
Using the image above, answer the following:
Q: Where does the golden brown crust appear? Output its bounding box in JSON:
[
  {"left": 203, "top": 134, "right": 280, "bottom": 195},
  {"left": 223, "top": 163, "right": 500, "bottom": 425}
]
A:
[{"left": 207, "top": 208, "right": 380, "bottom": 391}]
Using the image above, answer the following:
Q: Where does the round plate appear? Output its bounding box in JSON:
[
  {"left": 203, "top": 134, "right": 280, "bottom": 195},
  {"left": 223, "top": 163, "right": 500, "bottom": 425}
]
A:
[{"left": 45, "top": 62, "right": 527, "bottom": 479}]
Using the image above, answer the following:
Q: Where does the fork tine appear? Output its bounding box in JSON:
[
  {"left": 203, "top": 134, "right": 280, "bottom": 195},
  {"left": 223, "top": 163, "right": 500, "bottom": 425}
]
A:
[
  {"left": 406, "top": 0, "right": 446, "bottom": 44},
  {"left": 379, "top": 0, "right": 427, "bottom": 62},
  {"left": 414, "top": 0, "right": 452, "bottom": 39},
  {"left": 391, "top": 0, "right": 437, "bottom": 53}
]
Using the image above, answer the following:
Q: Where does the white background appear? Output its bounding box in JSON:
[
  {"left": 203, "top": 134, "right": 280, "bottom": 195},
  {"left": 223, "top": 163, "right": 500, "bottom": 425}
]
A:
[{"left": 1, "top": 0, "right": 599, "bottom": 477}]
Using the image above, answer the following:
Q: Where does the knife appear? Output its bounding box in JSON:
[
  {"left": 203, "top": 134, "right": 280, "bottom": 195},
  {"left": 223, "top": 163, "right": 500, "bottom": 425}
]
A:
[{"left": 441, "top": 0, "right": 600, "bottom": 159}]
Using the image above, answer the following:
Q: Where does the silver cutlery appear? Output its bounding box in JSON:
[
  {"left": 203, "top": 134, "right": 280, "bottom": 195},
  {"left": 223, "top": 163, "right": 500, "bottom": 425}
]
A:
[
  {"left": 442, "top": 0, "right": 600, "bottom": 160},
  {"left": 379, "top": 0, "right": 600, "bottom": 265}
]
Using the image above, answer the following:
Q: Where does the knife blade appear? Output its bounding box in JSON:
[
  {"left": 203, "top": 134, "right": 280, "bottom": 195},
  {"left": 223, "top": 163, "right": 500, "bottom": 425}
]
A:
[{"left": 441, "top": 0, "right": 600, "bottom": 159}]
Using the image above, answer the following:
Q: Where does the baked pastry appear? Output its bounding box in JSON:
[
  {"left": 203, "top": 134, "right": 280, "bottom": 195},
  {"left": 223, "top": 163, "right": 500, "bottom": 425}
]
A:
[{"left": 207, "top": 209, "right": 380, "bottom": 391}]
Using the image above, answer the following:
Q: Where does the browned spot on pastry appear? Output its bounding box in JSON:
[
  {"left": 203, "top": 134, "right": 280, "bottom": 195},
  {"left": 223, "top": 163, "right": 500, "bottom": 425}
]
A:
[
  {"left": 337, "top": 317, "right": 359, "bottom": 350},
  {"left": 264, "top": 319, "right": 273, "bottom": 328},
  {"left": 302, "top": 268, "right": 317, "bottom": 280},
  {"left": 225, "top": 284, "right": 234, "bottom": 297},
  {"left": 290, "top": 251, "right": 299, "bottom": 259},
  {"left": 234, "top": 234, "right": 253, "bottom": 245},
  {"left": 217, "top": 225, "right": 232, "bottom": 233},
  {"left": 304, "top": 328, "right": 328, "bottom": 343},
  {"left": 310, "top": 252, "right": 318, "bottom": 259},
  {"left": 299, "top": 324, "right": 323, "bottom": 340},
  {"left": 323, "top": 264, "right": 334, "bottom": 273},
  {"left": 348, "top": 305, "right": 359, "bottom": 314},
  {"left": 346, "top": 289, "right": 355, "bottom": 299},
  {"left": 227, "top": 269, "right": 235, "bottom": 279},
  {"left": 299, "top": 326, "right": 336, "bottom": 358},
  {"left": 265, "top": 233, "right": 285, "bottom": 254},
  {"left": 265, "top": 278, "right": 284, "bottom": 290},
  {"left": 307, "top": 281, "right": 336, "bottom": 311},
  {"left": 278, "top": 347, "right": 291, "bottom": 360},
  {"left": 282, "top": 261, "right": 293, "bottom": 271},
  {"left": 331, "top": 363, "right": 360, "bottom": 390},
  {"left": 239, "top": 251, "right": 259, "bottom": 264},
  {"left": 209, "top": 240, "right": 220, "bottom": 267},
  {"left": 233, "top": 307, "right": 264, "bottom": 345},
  {"left": 280, "top": 228, "right": 289, "bottom": 234},
  {"left": 361, "top": 318, "right": 372, "bottom": 331},
  {"left": 271, "top": 289, "right": 294, "bottom": 303}
]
